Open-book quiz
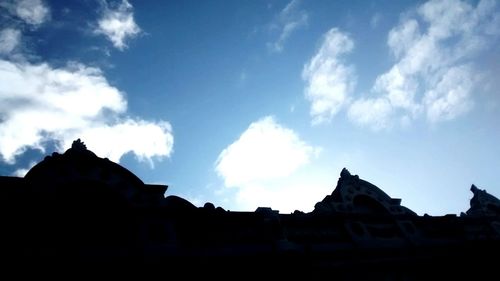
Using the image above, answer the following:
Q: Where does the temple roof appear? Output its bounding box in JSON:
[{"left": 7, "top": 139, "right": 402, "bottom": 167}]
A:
[
  {"left": 466, "top": 184, "right": 500, "bottom": 217},
  {"left": 24, "top": 139, "right": 167, "bottom": 206},
  {"left": 314, "top": 168, "right": 416, "bottom": 216},
  {"left": 26, "top": 139, "right": 142, "bottom": 184},
  {"left": 10, "top": 140, "right": 500, "bottom": 218}
]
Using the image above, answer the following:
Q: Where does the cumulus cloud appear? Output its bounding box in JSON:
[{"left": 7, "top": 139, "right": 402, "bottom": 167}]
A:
[
  {"left": 349, "top": 0, "right": 500, "bottom": 129},
  {"left": 232, "top": 173, "right": 333, "bottom": 213},
  {"left": 0, "top": 59, "right": 173, "bottom": 164},
  {"left": 59, "top": 120, "right": 173, "bottom": 164},
  {"left": 215, "top": 116, "right": 328, "bottom": 212},
  {"left": 267, "top": 0, "right": 308, "bottom": 53},
  {"left": 215, "top": 116, "right": 319, "bottom": 187},
  {"left": 424, "top": 65, "right": 475, "bottom": 122},
  {"left": 95, "top": 0, "right": 141, "bottom": 50},
  {"left": 348, "top": 98, "right": 393, "bottom": 131},
  {"left": 0, "top": 28, "right": 21, "bottom": 55},
  {"left": 0, "top": 0, "right": 50, "bottom": 26},
  {"left": 372, "top": 65, "right": 420, "bottom": 114},
  {"left": 302, "top": 28, "right": 355, "bottom": 125}
]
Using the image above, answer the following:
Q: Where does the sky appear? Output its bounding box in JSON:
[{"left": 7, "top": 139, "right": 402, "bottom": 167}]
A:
[{"left": 1, "top": 0, "right": 499, "bottom": 215}]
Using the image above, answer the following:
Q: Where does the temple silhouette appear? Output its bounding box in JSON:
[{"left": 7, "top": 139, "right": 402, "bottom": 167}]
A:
[{"left": 1, "top": 139, "right": 499, "bottom": 278}]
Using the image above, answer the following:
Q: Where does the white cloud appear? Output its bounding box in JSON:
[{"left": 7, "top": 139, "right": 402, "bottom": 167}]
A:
[
  {"left": 0, "top": 59, "right": 173, "bottom": 164},
  {"left": 59, "top": 120, "right": 173, "bottom": 164},
  {"left": 0, "top": 28, "right": 21, "bottom": 55},
  {"left": 424, "top": 65, "right": 475, "bottom": 122},
  {"left": 15, "top": 0, "right": 50, "bottom": 25},
  {"left": 95, "top": 0, "right": 141, "bottom": 50},
  {"left": 215, "top": 116, "right": 328, "bottom": 212},
  {"left": 348, "top": 0, "right": 500, "bottom": 129},
  {"left": 215, "top": 116, "right": 319, "bottom": 187},
  {"left": 233, "top": 173, "right": 333, "bottom": 213},
  {"left": 302, "top": 28, "right": 355, "bottom": 125},
  {"left": 0, "top": 0, "right": 50, "bottom": 26},
  {"left": 348, "top": 98, "right": 393, "bottom": 131},
  {"left": 372, "top": 65, "right": 419, "bottom": 112},
  {"left": 387, "top": 19, "right": 420, "bottom": 59},
  {"left": 267, "top": 0, "right": 308, "bottom": 53}
]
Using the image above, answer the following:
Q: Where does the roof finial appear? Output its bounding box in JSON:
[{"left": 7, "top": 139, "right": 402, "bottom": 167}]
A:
[{"left": 71, "top": 139, "right": 87, "bottom": 151}]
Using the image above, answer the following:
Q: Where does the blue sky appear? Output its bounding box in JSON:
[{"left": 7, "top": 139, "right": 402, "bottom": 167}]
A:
[{"left": 1, "top": 0, "right": 499, "bottom": 215}]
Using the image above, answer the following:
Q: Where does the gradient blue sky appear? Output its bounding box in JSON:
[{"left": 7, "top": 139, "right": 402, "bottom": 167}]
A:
[{"left": 1, "top": 0, "right": 499, "bottom": 215}]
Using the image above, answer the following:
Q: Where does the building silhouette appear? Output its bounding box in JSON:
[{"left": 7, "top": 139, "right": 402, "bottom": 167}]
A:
[{"left": 0, "top": 139, "right": 499, "bottom": 278}]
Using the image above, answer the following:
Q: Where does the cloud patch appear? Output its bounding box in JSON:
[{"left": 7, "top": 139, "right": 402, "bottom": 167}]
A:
[
  {"left": 0, "top": 0, "right": 50, "bottom": 26},
  {"left": 267, "top": 0, "right": 308, "bottom": 53},
  {"left": 0, "top": 59, "right": 173, "bottom": 165},
  {"left": 423, "top": 65, "right": 475, "bottom": 122},
  {"left": 302, "top": 28, "right": 355, "bottom": 125},
  {"left": 348, "top": 98, "right": 393, "bottom": 130},
  {"left": 95, "top": 0, "right": 141, "bottom": 50},
  {"left": 349, "top": 0, "right": 500, "bottom": 130},
  {"left": 0, "top": 28, "right": 21, "bottom": 55},
  {"left": 215, "top": 116, "right": 319, "bottom": 187},
  {"left": 370, "top": 13, "right": 382, "bottom": 29},
  {"left": 215, "top": 116, "right": 327, "bottom": 212}
]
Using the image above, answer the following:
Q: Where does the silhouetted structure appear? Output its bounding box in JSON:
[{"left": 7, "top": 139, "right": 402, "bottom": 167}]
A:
[{"left": 1, "top": 140, "right": 499, "bottom": 278}]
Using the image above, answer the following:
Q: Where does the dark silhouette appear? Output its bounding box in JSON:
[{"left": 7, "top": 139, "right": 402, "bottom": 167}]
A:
[{"left": 0, "top": 139, "right": 499, "bottom": 278}]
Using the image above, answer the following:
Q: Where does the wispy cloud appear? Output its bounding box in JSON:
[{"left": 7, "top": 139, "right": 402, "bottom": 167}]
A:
[
  {"left": 302, "top": 28, "right": 356, "bottom": 125},
  {"left": 370, "top": 13, "right": 382, "bottom": 29},
  {"left": 0, "top": 28, "right": 21, "bottom": 55},
  {"left": 0, "top": 60, "right": 173, "bottom": 164},
  {"left": 267, "top": 0, "right": 308, "bottom": 53},
  {"left": 95, "top": 0, "right": 141, "bottom": 50},
  {"left": 348, "top": 0, "right": 500, "bottom": 130},
  {"left": 215, "top": 116, "right": 327, "bottom": 212},
  {"left": 0, "top": 0, "right": 50, "bottom": 26}
]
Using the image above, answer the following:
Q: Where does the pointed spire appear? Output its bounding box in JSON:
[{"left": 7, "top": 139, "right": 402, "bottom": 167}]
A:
[{"left": 340, "top": 167, "right": 351, "bottom": 179}]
